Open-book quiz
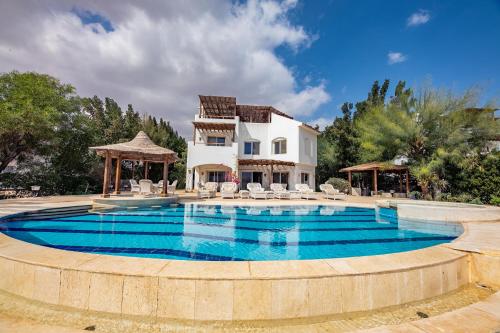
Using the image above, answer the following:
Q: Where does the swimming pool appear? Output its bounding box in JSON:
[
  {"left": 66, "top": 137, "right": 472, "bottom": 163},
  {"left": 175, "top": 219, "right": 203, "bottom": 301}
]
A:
[{"left": 0, "top": 204, "right": 462, "bottom": 261}]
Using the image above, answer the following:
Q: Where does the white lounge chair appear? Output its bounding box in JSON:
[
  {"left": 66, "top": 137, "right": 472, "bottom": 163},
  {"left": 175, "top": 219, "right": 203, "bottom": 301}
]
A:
[
  {"left": 295, "top": 184, "right": 318, "bottom": 200},
  {"left": 270, "top": 183, "right": 290, "bottom": 199},
  {"left": 198, "top": 182, "right": 217, "bottom": 199},
  {"left": 247, "top": 183, "right": 269, "bottom": 199},
  {"left": 139, "top": 179, "right": 154, "bottom": 195},
  {"left": 129, "top": 179, "right": 140, "bottom": 193},
  {"left": 221, "top": 182, "right": 238, "bottom": 199},
  {"left": 319, "top": 184, "right": 347, "bottom": 200},
  {"left": 167, "top": 180, "right": 178, "bottom": 195}
]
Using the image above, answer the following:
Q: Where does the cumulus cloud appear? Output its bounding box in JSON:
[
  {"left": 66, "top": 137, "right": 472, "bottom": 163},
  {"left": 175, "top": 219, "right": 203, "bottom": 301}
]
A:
[
  {"left": 387, "top": 52, "right": 407, "bottom": 65},
  {"left": 407, "top": 9, "right": 430, "bottom": 27},
  {"left": 0, "top": 0, "right": 330, "bottom": 136}
]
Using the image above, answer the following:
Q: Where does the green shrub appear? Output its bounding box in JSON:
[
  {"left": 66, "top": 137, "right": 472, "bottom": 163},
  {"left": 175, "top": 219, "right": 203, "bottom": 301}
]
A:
[
  {"left": 325, "top": 177, "right": 351, "bottom": 193},
  {"left": 490, "top": 195, "right": 500, "bottom": 206},
  {"left": 469, "top": 197, "right": 483, "bottom": 205},
  {"left": 409, "top": 191, "right": 421, "bottom": 200},
  {"left": 435, "top": 192, "right": 451, "bottom": 201}
]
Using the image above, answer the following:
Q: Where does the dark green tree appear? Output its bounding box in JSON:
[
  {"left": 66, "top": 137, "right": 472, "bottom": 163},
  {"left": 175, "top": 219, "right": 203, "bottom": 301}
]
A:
[{"left": 0, "top": 71, "right": 77, "bottom": 172}]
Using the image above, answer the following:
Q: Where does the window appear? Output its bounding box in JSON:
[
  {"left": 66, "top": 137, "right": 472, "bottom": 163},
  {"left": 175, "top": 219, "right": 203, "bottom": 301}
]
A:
[
  {"left": 272, "top": 172, "right": 288, "bottom": 186},
  {"left": 208, "top": 171, "right": 226, "bottom": 183},
  {"left": 244, "top": 141, "right": 260, "bottom": 155},
  {"left": 241, "top": 172, "right": 263, "bottom": 191},
  {"left": 272, "top": 138, "right": 287, "bottom": 154},
  {"left": 300, "top": 172, "right": 309, "bottom": 184},
  {"left": 207, "top": 136, "right": 225, "bottom": 146}
]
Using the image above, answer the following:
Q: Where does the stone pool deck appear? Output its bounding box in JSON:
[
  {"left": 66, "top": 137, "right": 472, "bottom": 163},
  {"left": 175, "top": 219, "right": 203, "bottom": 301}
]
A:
[{"left": 0, "top": 193, "right": 499, "bottom": 332}]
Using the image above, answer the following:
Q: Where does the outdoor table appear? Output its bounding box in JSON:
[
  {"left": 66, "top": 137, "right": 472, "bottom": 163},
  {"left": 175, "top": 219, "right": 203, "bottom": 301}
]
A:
[
  {"left": 289, "top": 191, "right": 302, "bottom": 199},
  {"left": 265, "top": 191, "right": 275, "bottom": 199},
  {"left": 239, "top": 190, "right": 250, "bottom": 199}
]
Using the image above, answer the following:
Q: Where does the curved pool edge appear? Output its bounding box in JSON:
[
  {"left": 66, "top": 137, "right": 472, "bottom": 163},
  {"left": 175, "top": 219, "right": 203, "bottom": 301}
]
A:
[{"left": 0, "top": 199, "right": 487, "bottom": 322}]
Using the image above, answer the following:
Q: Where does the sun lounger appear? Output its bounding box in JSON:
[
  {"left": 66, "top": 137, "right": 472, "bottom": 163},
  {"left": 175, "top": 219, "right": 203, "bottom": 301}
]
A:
[
  {"left": 247, "top": 183, "right": 268, "bottom": 199},
  {"left": 198, "top": 182, "right": 217, "bottom": 199},
  {"left": 295, "top": 184, "right": 318, "bottom": 200},
  {"left": 319, "top": 184, "right": 347, "bottom": 200},
  {"left": 270, "top": 183, "right": 291, "bottom": 199},
  {"left": 221, "top": 182, "right": 238, "bottom": 199}
]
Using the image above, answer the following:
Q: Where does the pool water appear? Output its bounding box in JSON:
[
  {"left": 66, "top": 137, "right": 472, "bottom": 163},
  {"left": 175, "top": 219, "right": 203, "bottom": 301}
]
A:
[{"left": 0, "top": 204, "right": 462, "bottom": 261}]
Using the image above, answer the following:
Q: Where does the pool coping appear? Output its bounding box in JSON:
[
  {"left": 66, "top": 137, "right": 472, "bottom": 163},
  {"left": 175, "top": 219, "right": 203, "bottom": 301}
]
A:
[{"left": 0, "top": 198, "right": 497, "bottom": 321}]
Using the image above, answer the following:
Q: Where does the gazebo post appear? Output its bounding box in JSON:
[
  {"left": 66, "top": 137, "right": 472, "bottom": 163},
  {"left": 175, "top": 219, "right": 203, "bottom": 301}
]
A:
[
  {"left": 162, "top": 159, "right": 169, "bottom": 197},
  {"left": 405, "top": 169, "right": 410, "bottom": 194},
  {"left": 114, "top": 156, "right": 122, "bottom": 195},
  {"left": 144, "top": 161, "right": 149, "bottom": 179},
  {"left": 102, "top": 151, "right": 111, "bottom": 197},
  {"left": 373, "top": 169, "right": 378, "bottom": 195},
  {"left": 348, "top": 171, "right": 352, "bottom": 194},
  {"left": 399, "top": 171, "right": 403, "bottom": 193}
]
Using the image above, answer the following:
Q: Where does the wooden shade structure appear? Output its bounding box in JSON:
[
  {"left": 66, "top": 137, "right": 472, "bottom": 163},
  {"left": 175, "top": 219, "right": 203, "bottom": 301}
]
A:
[
  {"left": 90, "top": 131, "right": 178, "bottom": 197},
  {"left": 239, "top": 159, "right": 295, "bottom": 187},
  {"left": 192, "top": 122, "right": 236, "bottom": 144},
  {"left": 340, "top": 162, "right": 409, "bottom": 194}
]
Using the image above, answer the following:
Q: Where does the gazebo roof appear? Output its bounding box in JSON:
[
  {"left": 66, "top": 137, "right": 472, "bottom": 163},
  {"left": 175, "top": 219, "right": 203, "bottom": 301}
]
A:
[
  {"left": 339, "top": 161, "right": 408, "bottom": 173},
  {"left": 90, "top": 131, "right": 178, "bottom": 163}
]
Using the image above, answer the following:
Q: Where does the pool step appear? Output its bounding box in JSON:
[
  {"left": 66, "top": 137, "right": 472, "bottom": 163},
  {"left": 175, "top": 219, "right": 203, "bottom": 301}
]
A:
[{"left": 4, "top": 205, "right": 92, "bottom": 221}]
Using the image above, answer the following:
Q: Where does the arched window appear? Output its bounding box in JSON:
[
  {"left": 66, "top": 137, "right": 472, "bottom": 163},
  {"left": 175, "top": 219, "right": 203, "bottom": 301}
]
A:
[{"left": 272, "top": 138, "right": 287, "bottom": 154}]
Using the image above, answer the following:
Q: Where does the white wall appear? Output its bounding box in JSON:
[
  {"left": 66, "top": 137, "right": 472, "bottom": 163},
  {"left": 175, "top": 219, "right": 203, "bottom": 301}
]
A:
[
  {"left": 298, "top": 127, "right": 318, "bottom": 167},
  {"left": 186, "top": 111, "right": 318, "bottom": 190}
]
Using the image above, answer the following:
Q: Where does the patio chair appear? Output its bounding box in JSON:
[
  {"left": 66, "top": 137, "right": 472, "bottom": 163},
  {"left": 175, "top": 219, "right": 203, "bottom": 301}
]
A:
[
  {"left": 295, "top": 184, "right": 318, "bottom": 200},
  {"left": 139, "top": 179, "right": 154, "bottom": 195},
  {"left": 221, "top": 182, "right": 238, "bottom": 199},
  {"left": 319, "top": 184, "right": 347, "bottom": 200},
  {"left": 198, "top": 182, "right": 217, "bottom": 199},
  {"left": 270, "top": 183, "right": 291, "bottom": 199},
  {"left": 129, "top": 179, "right": 140, "bottom": 193},
  {"left": 167, "top": 180, "right": 178, "bottom": 195},
  {"left": 247, "top": 183, "right": 269, "bottom": 200}
]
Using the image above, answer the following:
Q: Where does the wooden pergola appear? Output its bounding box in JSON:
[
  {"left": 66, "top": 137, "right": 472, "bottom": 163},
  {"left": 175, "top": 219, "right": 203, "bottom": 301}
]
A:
[
  {"left": 192, "top": 122, "right": 236, "bottom": 144},
  {"left": 90, "top": 131, "right": 178, "bottom": 197},
  {"left": 340, "top": 162, "right": 409, "bottom": 194}
]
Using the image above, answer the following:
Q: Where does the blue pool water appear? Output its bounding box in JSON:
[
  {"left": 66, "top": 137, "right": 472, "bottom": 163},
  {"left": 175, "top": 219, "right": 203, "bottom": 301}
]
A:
[{"left": 0, "top": 204, "right": 462, "bottom": 261}]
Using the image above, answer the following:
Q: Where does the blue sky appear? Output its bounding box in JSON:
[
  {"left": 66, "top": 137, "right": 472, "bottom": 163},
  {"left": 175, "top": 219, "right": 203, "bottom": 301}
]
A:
[{"left": 278, "top": 0, "right": 500, "bottom": 123}]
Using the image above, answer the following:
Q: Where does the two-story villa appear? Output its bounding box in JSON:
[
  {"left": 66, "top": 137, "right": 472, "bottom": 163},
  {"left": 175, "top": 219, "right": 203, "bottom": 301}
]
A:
[{"left": 185, "top": 95, "right": 318, "bottom": 191}]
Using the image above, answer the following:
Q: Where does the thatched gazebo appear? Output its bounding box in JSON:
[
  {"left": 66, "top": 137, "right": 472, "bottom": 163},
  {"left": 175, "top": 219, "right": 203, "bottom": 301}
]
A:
[{"left": 90, "top": 131, "right": 178, "bottom": 197}]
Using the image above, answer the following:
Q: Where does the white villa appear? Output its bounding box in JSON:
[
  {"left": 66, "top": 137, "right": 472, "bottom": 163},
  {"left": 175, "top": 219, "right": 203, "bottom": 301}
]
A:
[{"left": 185, "top": 95, "right": 319, "bottom": 191}]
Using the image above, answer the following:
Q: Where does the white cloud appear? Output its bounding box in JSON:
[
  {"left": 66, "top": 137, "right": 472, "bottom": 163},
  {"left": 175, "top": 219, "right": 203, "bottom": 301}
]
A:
[
  {"left": 407, "top": 10, "right": 430, "bottom": 27},
  {"left": 0, "top": 0, "right": 330, "bottom": 137},
  {"left": 387, "top": 52, "right": 407, "bottom": 65},
  {"left": 307, "top": 116, "right": 334, "bottom": 131}
]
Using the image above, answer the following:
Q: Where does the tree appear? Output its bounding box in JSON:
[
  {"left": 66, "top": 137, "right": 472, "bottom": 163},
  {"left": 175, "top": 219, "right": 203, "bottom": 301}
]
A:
[
  {"left": 0, "top": 71, "right": 77, "bottom": 173},
  {"left": 355, "top": 84, "right": 499, "bottom": 200},
  {"left": 354, "top": 79, "right": 390, "bottom": 120}
]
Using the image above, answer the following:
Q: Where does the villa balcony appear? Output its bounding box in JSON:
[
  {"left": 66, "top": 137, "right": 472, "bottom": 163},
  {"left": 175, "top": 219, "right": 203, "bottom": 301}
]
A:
[{"left": 186, "top": 141, "right": 238, "bottom": 169}]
